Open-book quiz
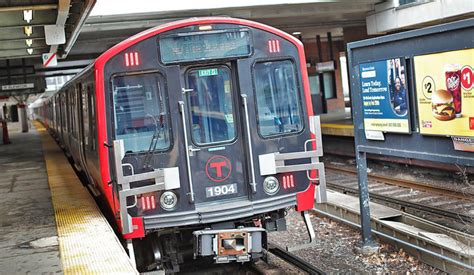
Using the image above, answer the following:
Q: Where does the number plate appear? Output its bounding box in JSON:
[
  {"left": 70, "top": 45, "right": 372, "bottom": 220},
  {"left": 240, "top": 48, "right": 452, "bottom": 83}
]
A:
[{"left": 206, "top": 183, "right": 237, "bottom": 198}]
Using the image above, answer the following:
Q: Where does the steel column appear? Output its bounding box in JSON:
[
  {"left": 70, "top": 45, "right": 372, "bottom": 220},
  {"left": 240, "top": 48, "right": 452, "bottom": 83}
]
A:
[{"left": 356, "top": 150, "right": 376, "bottom": 247}]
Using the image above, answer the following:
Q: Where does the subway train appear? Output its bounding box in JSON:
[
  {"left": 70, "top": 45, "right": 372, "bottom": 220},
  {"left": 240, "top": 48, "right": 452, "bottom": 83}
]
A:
[{"left": 34, "top": 17, "right": 326, "bottom": 272}]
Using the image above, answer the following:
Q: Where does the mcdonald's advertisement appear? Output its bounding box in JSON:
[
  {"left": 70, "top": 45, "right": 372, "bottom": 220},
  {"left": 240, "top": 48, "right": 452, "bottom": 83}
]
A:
[
  {"left": 414, "top": 48, "right": 474, "bottom": 138},
  {"left": 359, "top": 58, "right": 410, "bottom": 134}
]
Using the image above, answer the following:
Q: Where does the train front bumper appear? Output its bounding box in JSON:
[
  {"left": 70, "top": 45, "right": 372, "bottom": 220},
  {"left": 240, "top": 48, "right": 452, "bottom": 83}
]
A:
[{"left": 193, "top": 227, "right": 265, "bottom": 263}]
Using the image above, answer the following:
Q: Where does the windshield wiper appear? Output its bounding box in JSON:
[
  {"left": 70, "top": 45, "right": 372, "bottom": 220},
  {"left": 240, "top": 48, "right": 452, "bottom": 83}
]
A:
[{"left": 142, "top": 114, "right": 160, "bottom": 170}]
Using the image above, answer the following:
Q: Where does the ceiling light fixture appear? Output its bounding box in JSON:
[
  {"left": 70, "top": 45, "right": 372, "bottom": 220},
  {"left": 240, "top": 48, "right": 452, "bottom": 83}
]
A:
[
  {"left": 23, "top": 10, "right": 33, "bottom": 23},
  {"left": 24, "top": 26, "right": 33, "bottom": 36},
  {"left": 25, "top": 39, "right": 33, "bottom": 47},
  {"left": 292, "top": 31, "right": 302, "bottom": 35},
  {"left": 27, "top": 48, "right": 33, "bottom": 55}
]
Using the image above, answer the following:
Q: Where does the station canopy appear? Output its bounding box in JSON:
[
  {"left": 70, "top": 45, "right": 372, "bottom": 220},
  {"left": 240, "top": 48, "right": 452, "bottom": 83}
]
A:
[{"left": 0, "top": 0, "right": 95, "bottom": 97}]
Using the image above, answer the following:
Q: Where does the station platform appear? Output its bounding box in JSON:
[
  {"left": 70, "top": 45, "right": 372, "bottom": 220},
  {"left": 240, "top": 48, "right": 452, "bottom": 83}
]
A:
[
  {"left": 0, "top": 122, "right": 137, "bottom": 274},
  {"left": 319, "top": 109, "right": 354, "bottom": 137}
]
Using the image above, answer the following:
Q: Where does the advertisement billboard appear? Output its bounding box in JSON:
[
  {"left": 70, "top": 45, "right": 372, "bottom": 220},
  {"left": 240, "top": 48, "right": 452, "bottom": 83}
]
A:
[
  {"left": 359, "top": 58, "right": 410, "bottom": 134},
  {"left": 414, "top": 48, "right": 474, "bottom": 137}
]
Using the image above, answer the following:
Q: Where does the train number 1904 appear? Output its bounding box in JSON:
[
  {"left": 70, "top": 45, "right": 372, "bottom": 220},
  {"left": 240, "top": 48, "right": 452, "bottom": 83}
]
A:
[{"left": 205, "top": 183, "right": 237, "bottom": 198}]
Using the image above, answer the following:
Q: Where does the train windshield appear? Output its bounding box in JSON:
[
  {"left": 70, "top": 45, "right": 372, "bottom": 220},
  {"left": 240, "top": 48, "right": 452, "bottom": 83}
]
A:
[
  {"left": 254, "top": 60, "right": 303, "bottom": 137},
  {"left": 112, "top": 73, "right": 170, "bottom": 153},
  {"left": 187, "top": 66, "right": 236, "bottom": 145}
]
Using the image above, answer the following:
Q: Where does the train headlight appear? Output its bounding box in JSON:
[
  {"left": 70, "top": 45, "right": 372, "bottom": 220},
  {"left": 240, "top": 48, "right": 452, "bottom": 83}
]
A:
[
  {"left": 263, "top": 176, "right": 280, "bottom": 195},
  {"left": 160, "top": 191, "right": 177, "bottom": 211}
]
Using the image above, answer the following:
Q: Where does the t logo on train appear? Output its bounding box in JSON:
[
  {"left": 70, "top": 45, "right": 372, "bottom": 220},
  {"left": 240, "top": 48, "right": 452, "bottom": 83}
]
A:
[{"left": 34, "top": 17, "right": 326, "bottom": 272}]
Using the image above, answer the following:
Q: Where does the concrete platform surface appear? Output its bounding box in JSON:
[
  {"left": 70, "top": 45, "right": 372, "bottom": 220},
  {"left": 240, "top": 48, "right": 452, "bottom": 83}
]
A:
[{"left": 0, "top": 122, "right": 62, "bottom": 274}]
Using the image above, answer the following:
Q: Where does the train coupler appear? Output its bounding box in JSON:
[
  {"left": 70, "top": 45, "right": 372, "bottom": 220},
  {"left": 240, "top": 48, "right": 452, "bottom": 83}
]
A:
[{"left": 193, "top": 227, "right": 265, "bottom": 263}]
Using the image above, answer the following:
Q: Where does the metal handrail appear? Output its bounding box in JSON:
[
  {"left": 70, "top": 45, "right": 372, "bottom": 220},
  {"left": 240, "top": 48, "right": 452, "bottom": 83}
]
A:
[
  {"left": 241, "top": 94, "right": 257, "bottom": 193},
  {"left": 179, "top": 99, "right": 195, "bottom": 203}
]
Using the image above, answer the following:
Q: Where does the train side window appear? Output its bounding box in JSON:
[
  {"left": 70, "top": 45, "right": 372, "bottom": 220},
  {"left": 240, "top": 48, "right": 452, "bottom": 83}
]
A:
[
  {"left": 253, "top": 60, "right": 303, "bottom": 137},
  {"left": 89, "top": 86, "right": 97, "bottom": 151},
  {"left": 111, "top": 73, "right": 170, "bottom": 153}
]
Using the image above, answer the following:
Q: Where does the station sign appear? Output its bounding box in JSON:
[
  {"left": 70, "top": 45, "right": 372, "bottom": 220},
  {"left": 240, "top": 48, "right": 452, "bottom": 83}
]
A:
[
  {"left": 414, "top": 48, "right": 474, "bottom": 137},
  {"left": 1, "top": 83, "right": 34, "bottom": 91},
  {"left": 359, "top": 58, "right": 410, "bottom": 134},
  {"left": 42, "top": 52, "right": 57, "bottom": 67},
  {"left": 315, "top": 61, "right": 335, "bottom": 72}
]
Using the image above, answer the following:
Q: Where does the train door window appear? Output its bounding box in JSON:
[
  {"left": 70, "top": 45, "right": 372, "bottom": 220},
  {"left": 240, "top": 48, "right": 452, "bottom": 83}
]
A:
[
  {"left": 253, "top": 60, "right": 303, "bottom": 137},
  {"left": 112, "top": 73, "right": 170, "bottom": 153},
  {"left": 72, "top": 87, "right": 78, "bottom": 138},
  {"left": 88, "top": 86, "right": 97, "bottom": 151},
  {"left": 82, "top": 85, "right": 89, "bottom": 146},
  {"left": 66, "top": 91, "right": 70, "bottom": 132},
  {"left": 186, "top": 66, "right": 235, "bottom": 145},
  {"left": 60, "top": 94, "right": 64, "bottom": 131},
  {"left": 71, "top": 90, "right": 75, "bottom": 135}
]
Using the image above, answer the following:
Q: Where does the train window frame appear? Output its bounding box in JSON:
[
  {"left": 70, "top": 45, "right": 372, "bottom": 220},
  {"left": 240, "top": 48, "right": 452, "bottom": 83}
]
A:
[
  {"left": 184, "top": 64, "right": 239, "bottom": 147},
  {"left": 109, "top": 70, "right": 173, "bottom": 155},
  {"left": 251, "top": 58, "right": 305, "bottom": 139}
]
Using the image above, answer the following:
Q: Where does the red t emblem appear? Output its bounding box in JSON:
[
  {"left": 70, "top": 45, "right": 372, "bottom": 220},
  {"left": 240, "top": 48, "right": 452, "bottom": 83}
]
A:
[{"left": 205, "top": 155, "right": 232, "bottom": 182}]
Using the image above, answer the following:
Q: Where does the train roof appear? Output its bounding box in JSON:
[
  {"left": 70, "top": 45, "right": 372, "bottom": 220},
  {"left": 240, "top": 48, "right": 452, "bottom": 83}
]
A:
[
  {"left": 94, "top": 16, "right": 303, "bottom": 70},
  {"left": 53, "top": 17, "right": 305, "bottom": 101}
]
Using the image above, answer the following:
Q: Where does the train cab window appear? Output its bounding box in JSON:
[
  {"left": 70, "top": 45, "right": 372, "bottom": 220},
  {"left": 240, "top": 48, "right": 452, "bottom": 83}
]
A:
[
  {"left": 254, "top": 60, "right": 303, "bottom": 137},
  {"left": 112, "top": 73, "right": 170, "bottom": 153},
  {"left": 187, "top": 67, "right": 235, "bottom": 145}
]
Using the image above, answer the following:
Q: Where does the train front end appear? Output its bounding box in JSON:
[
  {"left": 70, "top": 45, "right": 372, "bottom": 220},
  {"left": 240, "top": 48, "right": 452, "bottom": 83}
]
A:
[{"left": 94, "top": 17, "right": 326, "bottom": 271}]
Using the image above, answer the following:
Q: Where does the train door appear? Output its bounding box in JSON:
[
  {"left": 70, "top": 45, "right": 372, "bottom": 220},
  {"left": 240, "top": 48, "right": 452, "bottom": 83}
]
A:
[{"left": 181, "top": 65, "right": 250, "bottom": 204}]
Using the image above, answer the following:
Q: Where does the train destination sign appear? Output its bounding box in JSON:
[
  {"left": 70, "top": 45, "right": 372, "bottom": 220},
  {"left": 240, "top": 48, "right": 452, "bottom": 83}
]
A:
[
  {"left": 198, "top": 68, "right": 218, "bottom": 77},
  {"left": 159, "top": 29, "right": 251, "bottom": 64},
  {"left": 359, "top": 58, "right": 410, "bottom": 135},
  {"left": 414, "top": 48, "right": 474, "bottom": 137},
  {"left": 1, "top": 83, "right": 34, "bottom": 91}
]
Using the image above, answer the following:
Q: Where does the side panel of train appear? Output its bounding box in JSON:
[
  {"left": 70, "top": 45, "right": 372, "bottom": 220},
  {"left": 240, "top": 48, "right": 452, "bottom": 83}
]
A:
[{"left": 40, "top": 70, "right": 103, "bottom": 195}]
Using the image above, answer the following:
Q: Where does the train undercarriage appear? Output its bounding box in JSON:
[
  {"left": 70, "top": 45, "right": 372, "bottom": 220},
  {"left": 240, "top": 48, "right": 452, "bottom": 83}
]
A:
[{"left": 132, "top": 209, "right": 289, "bottom": 273}]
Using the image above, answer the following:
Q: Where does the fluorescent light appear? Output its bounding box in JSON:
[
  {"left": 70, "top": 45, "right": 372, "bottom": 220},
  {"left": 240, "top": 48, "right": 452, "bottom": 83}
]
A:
[
  {"left": 24, "top": 26, "right": 33, "bottom": 36},
  {"left": 23, "top": 10, "right": 33, "bottom": 23},
  {"left": 25, "top": 39, "right": 33, "bottom": 47},
  {"left": 292, "top": 31, "right": 302, "bottom": 35},
  {"left": 199, "top": 25, "right": 212, "bottom": 31},
  {"left": 27, "top": 48, "right": 33, "bottom": 55}
]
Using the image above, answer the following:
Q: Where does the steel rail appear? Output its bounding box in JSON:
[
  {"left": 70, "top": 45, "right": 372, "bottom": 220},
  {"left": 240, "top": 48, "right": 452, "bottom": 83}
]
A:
[
  {"left": 326, "top": 181, "right": 473, "bottom": 223},
  {"left": 267, "top": 241, "right": 326, "bottom": 275},
  {"left": 312, "top": 208, "right": 474, "bottom": 272},
  {"left": 325, "top": 165, "right": 473, "bottom": 200}
]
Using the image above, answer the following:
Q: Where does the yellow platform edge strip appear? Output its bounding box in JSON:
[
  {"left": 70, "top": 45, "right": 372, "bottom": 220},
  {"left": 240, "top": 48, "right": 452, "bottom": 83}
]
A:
[
  {"left": 34, "top": 121, "right": 137, "bottom": 275},
  {"left": 321, "top": 123, "right": 354, "bottom": 129},
  {"left": 321, "top": 123, "right": 354, "bottom": 137}
]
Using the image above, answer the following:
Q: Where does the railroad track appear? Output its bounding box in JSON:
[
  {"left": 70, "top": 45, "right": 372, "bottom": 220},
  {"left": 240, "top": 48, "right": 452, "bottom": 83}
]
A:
[
  {"left": 266, "top": 241, "right": 325, "bottom": 275},
  {"left": 325, "top": 165, "right": 474, "bottom": 231},
  {"left": 179, "top": 244, "right": 324, "bottom": 275},
  {"left": 326, "top": 164, "right": 473, "bottom": 199}
]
